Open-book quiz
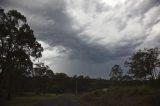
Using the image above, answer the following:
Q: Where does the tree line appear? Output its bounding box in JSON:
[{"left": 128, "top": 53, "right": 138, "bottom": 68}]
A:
[{"left": 109, "top": 48, "right": 160, "bottom": 80}]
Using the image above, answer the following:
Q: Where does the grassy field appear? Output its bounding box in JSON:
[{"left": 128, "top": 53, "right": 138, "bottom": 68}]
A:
[
  {"left": 80, "top": 85, "right": 160, "bottom": 106},
  {"left": 1, "top": 94, "right": 56, "bottom": 106},
  {"left": 1, "top": 86, "right": 160, "bottom": 106},
  {"left": 1, "top": 94, "right": 88, "bottom": 106}
]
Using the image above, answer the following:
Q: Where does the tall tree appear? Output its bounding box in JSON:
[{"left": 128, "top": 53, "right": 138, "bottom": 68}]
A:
[
  {"left": 0, "top": 8, "right": 43, "bottom": 100},
  {"left": 33, "top": 62, "right": 54, "bottom": 95},
  {"left": 109, "top": 65, "right": 123, "bottom": 80},
  {"left": 125, "top": 48, "right": 160, "bottom": 80},
  {"left": 145, "top": 48, "right": 160, "bottom": 79},
  {"left": 34, "top": 62, "right": 54, "bottom": 78}
]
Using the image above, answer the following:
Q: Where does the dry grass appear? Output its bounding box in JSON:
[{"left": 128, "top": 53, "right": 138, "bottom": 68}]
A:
[
  {"left": 81, "top": 86, "right": 160, "bottom": 106},
  {"left": 1, "top": 94, "right": 56, "bottom": 106}
]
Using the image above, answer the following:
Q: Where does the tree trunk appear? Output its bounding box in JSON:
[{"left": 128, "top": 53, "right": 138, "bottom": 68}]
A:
[
  {"left": 0, "top": 34, "right": 4, "bottom": 89},
  {"left": 150, "top": 70, "right": 154, "bottom": 80},
  {"left": 7, "top": 84, "right": 12, "bottom": 100},
  {"left": 7, "top": 65, "right": 13, "bottom": 100},
  {"left": 0, "top": 68, "right": 4, "bottom": 88},
  {"left": 153, "top": 69, "right": 156, "bottom": 79}
]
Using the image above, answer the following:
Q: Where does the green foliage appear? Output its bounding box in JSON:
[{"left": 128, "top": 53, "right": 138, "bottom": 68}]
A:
[
  {"left": 121, "top": 75, "right": 133, "bottom": 81},
  {"left": 109, "top": 65, "right": 123, "bottom": 80},
  {"left": 0, "top": 8, "right": 43, "bottom": 100},
  {"left": 125, "top": 48, "right": 160, "bottom": 80},
  {"left": 0, "top": 8, "right": 43, "bottom": 74}
]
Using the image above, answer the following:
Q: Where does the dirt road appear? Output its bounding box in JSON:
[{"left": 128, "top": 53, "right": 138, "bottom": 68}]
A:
[{"left": 33, "top": 95, "right": 87, "bottom": 106}]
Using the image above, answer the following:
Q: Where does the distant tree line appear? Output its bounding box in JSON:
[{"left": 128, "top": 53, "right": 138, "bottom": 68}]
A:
[{"left": 109, "top": 48, "right": 160, "bottom": 81}]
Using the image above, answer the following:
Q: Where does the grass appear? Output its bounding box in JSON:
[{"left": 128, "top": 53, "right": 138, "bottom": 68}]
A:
[
  {"left": 1, "top": 94, "right": 56, "bottom": 106},
  {"left": 80, "top": 85, "right": 160, "bottom": 106},
  {"left": 2, "top": 86, "right": 160, "bottom": 106}
]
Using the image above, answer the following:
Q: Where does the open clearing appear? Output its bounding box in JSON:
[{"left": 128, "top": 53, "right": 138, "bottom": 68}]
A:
[{"left": 2, "top": 94, "right": 87, "bottom": 106}]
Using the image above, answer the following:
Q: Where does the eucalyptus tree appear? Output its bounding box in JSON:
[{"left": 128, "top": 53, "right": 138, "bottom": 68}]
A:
[
  {"left": 125, "top": 48, "right": 160, "bottom": 80},
  {"left": 0, "top": 8, "right": 43, "bottom": 100},
  {"left": 109, "top": 64, "right": 123, "bottom": 80},
  {"left": 33, "top": 62, "right": 54, "bottom": 95}
]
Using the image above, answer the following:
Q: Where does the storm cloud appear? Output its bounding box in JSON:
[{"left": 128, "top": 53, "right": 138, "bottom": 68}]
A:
[{"left": 1, "top": 0, "right": 160, "bottom": 78}]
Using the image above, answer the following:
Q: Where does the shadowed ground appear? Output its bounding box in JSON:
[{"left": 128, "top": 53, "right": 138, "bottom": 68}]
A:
[{"left": 33, "top": 95, "right": 87, "bottom": 106}]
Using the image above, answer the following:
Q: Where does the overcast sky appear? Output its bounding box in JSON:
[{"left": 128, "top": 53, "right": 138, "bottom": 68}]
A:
[{"left": 1, "top": 0, "right": 160, "bottom": 78}]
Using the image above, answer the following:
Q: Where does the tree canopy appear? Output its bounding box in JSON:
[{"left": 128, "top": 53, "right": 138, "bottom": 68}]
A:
[
  {"left": 125, "top": 48, "right": 160, "bottom": 80},
  {"left": 0, "top": 8, "right": 43, "bottom": 100},
  {"left": 109, "top": 64, "right": 123, "bottom": 80}
]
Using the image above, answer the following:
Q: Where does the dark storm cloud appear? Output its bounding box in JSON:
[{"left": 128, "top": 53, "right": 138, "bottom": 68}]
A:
[
  {"left": 39, "top": 28, "right": 131, "bottom": 63},
  {"left": 8, "top": 0, "right": 130, "bottom": 63},
  {"left": 35, "top": 6, "right": 137, "bottom": 63},
  {"left": 0, "top": 0, "right": 159, "bottom": 63},
  {"left": 1, "top": 0, "right": 160, "bottom": 62},
  {"left": 1, "top": 0, "right": 160, "bottom": 78},
  {"left": 0, "top": 0, "right": 6, "bottom": 4},
  {"left": 0, "top": 0, "right": 114, "bottom": 63}
]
